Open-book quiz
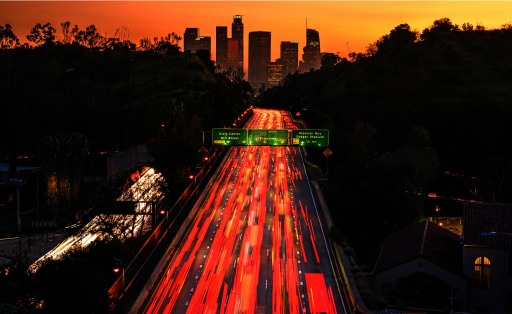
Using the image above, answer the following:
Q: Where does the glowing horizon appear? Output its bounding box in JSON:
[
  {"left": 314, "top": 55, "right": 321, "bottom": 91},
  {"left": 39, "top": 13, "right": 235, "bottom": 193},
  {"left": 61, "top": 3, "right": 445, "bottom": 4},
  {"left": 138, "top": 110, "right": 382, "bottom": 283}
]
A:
[{"left": 1, "top": 1, "right": 511, "bottom": 65}]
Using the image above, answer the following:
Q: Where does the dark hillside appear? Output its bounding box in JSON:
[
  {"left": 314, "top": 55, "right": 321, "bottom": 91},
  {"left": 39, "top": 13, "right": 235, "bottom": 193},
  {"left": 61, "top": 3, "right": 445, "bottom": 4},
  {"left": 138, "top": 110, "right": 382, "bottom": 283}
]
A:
[
  {"left": 0, "top": 46, "right": 248, "bottom": 157},
  {"left": 260, "top": 22, "right": 512, "bottom": 265}
]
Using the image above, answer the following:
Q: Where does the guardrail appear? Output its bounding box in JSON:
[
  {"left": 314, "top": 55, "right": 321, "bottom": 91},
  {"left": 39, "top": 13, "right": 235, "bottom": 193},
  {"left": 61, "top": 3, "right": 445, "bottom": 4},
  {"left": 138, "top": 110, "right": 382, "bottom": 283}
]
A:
[{"left": 309, "top": 175, "right": 374, "bottom": 314}]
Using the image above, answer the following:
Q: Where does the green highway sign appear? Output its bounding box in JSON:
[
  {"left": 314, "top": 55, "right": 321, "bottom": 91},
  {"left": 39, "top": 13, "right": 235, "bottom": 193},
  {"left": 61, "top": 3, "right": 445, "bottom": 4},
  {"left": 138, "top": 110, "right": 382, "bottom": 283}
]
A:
[
  {"left": 212, "top": 128, "right": 247, "bottom": 145},
  {"left": 247, "top": 129, "right": 289, "bottom": 145},
  {"left": 291, "top": 129, "right": 329, "bottom": 147},
  {"left": 212, "top": 128, "right": 329, "bottom": 147}
]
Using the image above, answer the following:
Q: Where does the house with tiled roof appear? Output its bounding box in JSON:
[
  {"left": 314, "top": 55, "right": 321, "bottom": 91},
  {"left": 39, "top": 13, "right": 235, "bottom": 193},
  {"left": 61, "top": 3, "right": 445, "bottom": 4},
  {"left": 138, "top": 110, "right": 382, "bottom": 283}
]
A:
[
  {"left": 372, "top": 202, "right": 512, "bottom": 313},
  {"left": 373, "top": 220, "right": 468, "bottom": 311},
  {"left": 462, "top": 202, "right": 512, "bottom": 313}
]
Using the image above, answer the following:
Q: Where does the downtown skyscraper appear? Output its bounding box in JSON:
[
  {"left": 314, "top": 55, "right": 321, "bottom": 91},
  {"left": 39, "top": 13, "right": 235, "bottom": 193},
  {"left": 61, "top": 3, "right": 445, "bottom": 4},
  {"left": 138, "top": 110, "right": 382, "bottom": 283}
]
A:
[
  {"left": 280, "top": 41, "right": 299, "bottom": 78},
  {"left": 216, "top": 26, "right": 228, "bottom": 70},
  {"left": 248, "top": 31, "right": 271, "bottom": 88},
  {"left": 300, "top": 28, "right": 321, "bottom": 72},
  {"left": 184, "top": 28, "right": 211, "bottom": 53},
  {"left": 184, "top": 28, "right": 199, "bottom": 53},
  {"left": 217, "top": 15, "right": 244, "bottom": 74},
  {"left": 231, "top": 15, "right": 244, "bottom": 73}
]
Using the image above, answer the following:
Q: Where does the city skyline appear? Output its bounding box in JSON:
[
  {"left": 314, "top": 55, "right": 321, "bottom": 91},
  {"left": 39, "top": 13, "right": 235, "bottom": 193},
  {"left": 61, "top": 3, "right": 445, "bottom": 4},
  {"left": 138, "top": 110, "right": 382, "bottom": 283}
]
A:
[{"left": 2, "top": 1, "right": 512, "bottom": 70}]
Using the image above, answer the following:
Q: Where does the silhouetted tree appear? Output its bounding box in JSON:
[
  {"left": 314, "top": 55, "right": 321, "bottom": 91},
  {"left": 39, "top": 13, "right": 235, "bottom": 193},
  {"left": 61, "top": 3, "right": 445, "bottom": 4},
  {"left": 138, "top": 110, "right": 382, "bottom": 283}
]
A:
[
  {"left": 104, "top": 37, "right": 136, "bottom": 51},
  {"left": 154, "top": 32, "right": 182, "bottom": 54},
  {"left": 461, "top": 22, "right": 474, "bottom": 32},
  {"left": 395, "top": 125, "right": 439, "bottom": 193},
  {"left": 38, "top": 133, "right": 89, "bottom": 219},
  {"left": 27, "top": 22, "right": 56, "bottom": 46},
  {"left": 195, "top": 49, "right": 215, "bottom": 73},
  {"left": 421, "top": 17, "right": 459, "bottom": 39},
  {"left": 321, "top": 52, "right": 341, "bottom": 68},
  {"left": 501, "top": 23, "right": 512, "bottom": 30},
  {"left": 139, "top": 37, "right": 154, "bottom": 51},
  {"left": 80, "top": 25, "right": 104, "bottom": 48},
  {"left": 60, "top": 21, "right": 73, "bottom": 44},
  {"left": 0, "top": 24, "right": 19, "bottom": 49}
]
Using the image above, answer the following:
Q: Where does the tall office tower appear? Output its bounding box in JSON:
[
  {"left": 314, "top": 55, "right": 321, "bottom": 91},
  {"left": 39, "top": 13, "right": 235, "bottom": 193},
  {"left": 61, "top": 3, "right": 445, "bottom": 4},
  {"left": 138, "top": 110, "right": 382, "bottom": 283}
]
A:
[
  {"left": 280, "top": 41, "right": 299, "bottom": 78},
  {"left": 248, "top": 31, "right": 271, "bottom": 87},
  {"left": 216, "top": 26, "right": 228, "bottom": 70},
  {"left": 195, "top": 36, "right": 211, "bottom": 52},
  {"left": 227, "top": 38, "right": 240, "bottom": 72},
  {"left": 267, "top": 62, "right": 283, "bottom": 87},
  {"left": 301, "top": 28, "right": 321, "bottom": 72},
  {"left": 232, "top": 15, "right": 244, "bottom": 72},
  {"left": 184, "top": 28, "right": 199, "bottom": 52}
]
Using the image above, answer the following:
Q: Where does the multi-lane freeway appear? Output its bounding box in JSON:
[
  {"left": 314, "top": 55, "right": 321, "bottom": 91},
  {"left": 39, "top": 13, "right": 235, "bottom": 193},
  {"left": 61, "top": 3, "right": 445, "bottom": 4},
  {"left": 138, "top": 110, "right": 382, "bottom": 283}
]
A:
[{"left": 139, "top": 108, "right": 346, "bottom": 313}]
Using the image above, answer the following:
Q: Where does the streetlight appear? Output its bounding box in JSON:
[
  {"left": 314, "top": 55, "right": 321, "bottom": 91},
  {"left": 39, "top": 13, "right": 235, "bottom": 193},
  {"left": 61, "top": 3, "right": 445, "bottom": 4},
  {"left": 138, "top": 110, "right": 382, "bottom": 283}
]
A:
[
  {"left": 189, "top": 174, "right": 197, "bottom": 188},
  {"left": 113, "top": 258, "right": 126, "bottom": 298}
]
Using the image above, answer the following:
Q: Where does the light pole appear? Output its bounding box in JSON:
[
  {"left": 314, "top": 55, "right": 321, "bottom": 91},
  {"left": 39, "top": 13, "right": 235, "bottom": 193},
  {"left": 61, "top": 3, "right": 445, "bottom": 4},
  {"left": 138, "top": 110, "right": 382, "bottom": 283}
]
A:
[
  {"left": 301, "top": 108, "right": 333, "bottom": 177},
  {"left": 189, "top": 174, "right": 197, "bottom": 189},
  {"left": 113, "top": 258, "right": 126, "bottom": 297}
]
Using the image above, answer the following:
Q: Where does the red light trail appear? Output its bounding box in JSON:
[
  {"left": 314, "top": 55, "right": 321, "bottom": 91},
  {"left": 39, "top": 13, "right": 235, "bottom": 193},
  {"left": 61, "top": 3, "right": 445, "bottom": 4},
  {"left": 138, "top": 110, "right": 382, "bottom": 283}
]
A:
[{"left": 142, "top": 109, "right": 344, "bottom": 313}]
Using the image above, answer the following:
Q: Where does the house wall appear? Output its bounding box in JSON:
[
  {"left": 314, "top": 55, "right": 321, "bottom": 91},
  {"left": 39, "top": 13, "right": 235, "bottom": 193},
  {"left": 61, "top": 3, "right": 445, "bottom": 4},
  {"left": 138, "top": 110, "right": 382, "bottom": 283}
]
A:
[
  {"left": 463, "top": 246, "right": 512, "bottom": 312},
  {"left": 374, "top": 257, "right": 469, "bottom": 311}
]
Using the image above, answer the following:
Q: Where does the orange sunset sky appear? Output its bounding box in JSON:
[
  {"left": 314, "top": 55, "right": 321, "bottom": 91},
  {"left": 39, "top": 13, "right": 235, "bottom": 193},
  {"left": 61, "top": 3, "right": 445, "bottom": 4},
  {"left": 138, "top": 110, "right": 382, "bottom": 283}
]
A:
[{"left": 1, "top": 1, "right": 512, "bottom": 65}]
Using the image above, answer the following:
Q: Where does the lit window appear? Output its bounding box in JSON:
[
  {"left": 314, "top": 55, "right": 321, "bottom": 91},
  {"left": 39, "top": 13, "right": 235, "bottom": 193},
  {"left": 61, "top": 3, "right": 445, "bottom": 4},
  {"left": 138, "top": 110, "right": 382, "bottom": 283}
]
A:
[{"left": 474, "top": 256, "right": 491, "bottom": 288}]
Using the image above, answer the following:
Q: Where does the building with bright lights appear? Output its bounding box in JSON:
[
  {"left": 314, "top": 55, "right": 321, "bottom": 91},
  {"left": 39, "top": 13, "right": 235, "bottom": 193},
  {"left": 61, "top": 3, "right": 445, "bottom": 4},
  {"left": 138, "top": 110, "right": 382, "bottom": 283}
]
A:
[{"left": 267, "top": 62, "right": 283, "bottom": 87}]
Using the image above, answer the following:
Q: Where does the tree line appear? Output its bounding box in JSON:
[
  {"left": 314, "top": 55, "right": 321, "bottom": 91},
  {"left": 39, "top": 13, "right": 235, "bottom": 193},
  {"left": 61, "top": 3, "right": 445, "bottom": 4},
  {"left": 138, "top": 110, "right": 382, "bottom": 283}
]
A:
[
  {"left": 259, "top": 17, "right": 512, "bottom": 270},
  {"left": 0, "top": 19, "right": 252, "bottom": 223},
  {"left": 0, "top": 17, "right": 254, "bottom": 314},
  {"left": 0, "top": 21, "right": 183, "bottom": 52}
]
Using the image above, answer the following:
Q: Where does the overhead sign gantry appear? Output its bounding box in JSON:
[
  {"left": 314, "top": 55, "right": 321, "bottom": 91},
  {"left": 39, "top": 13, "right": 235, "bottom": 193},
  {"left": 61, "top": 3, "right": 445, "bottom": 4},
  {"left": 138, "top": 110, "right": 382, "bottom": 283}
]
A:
[{"left": 212, "top": 128, "right": 329, "bottom": 147}]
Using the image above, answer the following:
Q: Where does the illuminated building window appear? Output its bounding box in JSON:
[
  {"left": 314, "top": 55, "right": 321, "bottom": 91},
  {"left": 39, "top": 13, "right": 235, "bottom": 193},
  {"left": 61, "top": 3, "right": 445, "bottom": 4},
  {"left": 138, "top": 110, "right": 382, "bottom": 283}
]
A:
[{"left": 474, "top": 256, "right": 491, "bottom": 289}]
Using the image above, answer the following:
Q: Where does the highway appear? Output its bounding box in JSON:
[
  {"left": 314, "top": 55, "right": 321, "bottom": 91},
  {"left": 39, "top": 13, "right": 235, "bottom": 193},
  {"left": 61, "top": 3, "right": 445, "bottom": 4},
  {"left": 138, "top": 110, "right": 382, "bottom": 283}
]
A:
[
  {"left": 28, "top": 166, "right": 165, "bottom": 273},
  {"left": 140, "top": 108, "right": 346, "bottom": 313}
]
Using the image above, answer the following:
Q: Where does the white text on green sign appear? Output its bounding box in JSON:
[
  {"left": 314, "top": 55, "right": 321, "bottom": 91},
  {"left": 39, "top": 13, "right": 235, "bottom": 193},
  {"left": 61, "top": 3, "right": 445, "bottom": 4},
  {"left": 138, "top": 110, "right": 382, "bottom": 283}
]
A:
[{"left": 291, "top": 129, "right": 329, "bottom": 147}]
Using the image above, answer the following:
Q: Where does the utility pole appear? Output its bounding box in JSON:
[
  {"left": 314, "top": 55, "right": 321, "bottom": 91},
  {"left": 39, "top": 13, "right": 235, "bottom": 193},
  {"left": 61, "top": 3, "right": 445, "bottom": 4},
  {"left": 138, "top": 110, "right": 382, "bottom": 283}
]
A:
[{"left": 9, "top": 178, "right": 24, "bottom": 233}]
